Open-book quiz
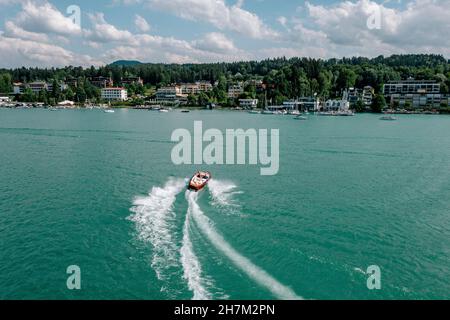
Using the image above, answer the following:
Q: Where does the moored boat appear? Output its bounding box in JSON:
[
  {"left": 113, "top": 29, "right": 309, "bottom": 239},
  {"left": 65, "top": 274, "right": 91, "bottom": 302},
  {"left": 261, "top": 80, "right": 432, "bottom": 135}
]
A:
[
  {"left": 380, "top": 115, "right": 397, "bottom": 121},
  {"left": 188, "top": 171, "right": 212, "bottom": 192}
]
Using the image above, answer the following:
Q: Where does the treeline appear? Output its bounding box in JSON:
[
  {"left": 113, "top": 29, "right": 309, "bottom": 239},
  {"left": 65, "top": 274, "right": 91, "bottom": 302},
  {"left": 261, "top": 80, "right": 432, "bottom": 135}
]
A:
[{"left": 1, "top": 54, "right": 449, "bottom": 105}]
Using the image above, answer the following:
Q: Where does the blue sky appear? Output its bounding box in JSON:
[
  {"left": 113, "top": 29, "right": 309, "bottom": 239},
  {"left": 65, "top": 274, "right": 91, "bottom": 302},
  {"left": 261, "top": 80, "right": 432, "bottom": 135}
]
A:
[{"left": 0, "top": 0, "right": 448, "bottom": 67}]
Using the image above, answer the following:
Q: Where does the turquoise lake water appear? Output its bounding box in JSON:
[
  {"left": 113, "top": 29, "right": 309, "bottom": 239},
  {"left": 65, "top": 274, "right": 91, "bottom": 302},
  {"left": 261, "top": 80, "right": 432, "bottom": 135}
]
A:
[{"left": 0, "top": 108, "right": 449, "bottom": 300}]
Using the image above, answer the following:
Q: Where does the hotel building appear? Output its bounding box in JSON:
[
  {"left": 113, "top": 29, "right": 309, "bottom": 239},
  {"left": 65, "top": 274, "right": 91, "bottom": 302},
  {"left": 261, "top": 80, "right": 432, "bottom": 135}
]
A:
[
  {"left": 383, "top": 79, "right": 443, "bottom": 108},
  {"left": 239, "top": 99, "right": 259, "bottom": 109},
  {"left": 101, "top": 87, "right": 128, "bottom": 101}
]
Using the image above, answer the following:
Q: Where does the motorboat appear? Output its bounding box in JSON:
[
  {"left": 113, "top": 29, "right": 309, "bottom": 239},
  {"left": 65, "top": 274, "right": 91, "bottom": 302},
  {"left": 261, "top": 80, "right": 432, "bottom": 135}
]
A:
[
  {"left": 188, "top": 171, "right": 212, "bottom": 192},
  {"left": 294, "top": 115, "right": 308, "bottom": 120},
  {"left": 180, "top": 109, "right": 190, "bottom": 113},
  {"left": 380, "top": 115, "right": 397, "bottom": 121},
  {"left": 159, "top": 108, "right": 169, "bottom": 113},
  {"left": 104, "top": 109, "right": 115, "bottom": 113}
]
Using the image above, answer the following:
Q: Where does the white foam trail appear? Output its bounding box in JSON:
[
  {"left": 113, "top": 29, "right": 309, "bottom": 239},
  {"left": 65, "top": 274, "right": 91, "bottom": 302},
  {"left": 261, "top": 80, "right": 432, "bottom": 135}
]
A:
[
  {"left": 187, "top": 192, "right": 302, "bottom": 300},
  {"left": 180, "top": 196, "right": 213, "bottom": 300},
  {"left": 129, "top": 178, "right": 185, "bottom": 281},
  {"left": 208, "top": 179, "right": 243, "bottom": 213}
]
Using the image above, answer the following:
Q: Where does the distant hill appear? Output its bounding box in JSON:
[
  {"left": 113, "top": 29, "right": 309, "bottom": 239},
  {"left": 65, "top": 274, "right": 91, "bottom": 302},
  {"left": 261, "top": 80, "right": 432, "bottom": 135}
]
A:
[{"left": 109, "top": 60, "right": 143, "bottom": 66}]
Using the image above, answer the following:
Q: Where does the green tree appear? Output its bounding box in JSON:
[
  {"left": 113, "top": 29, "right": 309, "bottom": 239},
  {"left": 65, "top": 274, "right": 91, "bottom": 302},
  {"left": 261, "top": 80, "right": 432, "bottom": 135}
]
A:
[
  {"left": 75, "top": 87, "right": 87, "bottom": 103},
  {"left": 0, "top": 73, "right": 13, "bottom": 93},
  {"left": 354, "top": 99, "right": 365, "bottom": 113},
  {"left": 51, "top": 79, "right": 61, "bottom": 101},
  {"left": 21, "top": 88, "right": 36, "bottom": 102},
  {"left": 371, "top": 94, "right": 386, "bottom": 113}
]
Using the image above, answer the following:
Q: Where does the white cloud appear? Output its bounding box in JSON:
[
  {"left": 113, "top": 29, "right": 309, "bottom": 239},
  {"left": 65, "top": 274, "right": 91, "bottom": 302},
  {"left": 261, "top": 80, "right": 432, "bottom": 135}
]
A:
[
  {"left": 269, "top": 0, "right": 450, "bottom": 59},
  {"left": 103, "top": 31, "right": 251, "bottom": 64},
  {"left": 148, "top": 0, "right": 278, "bottom": 39},
  {"left": 13, "top": 0, "right": 81, "bottom": 37},
  {"left": 84, "top": 13, "right": 133, "bottom": 43},
  {"left": 194, "top": 32, "right": 236, "bottom": 53},
  {"left": 303, "top": 0, "right": 450, "bottom": 53},
  {"left": 134, "top": 14, "right": 150, "bottom": 32},
  {"left": 3, "top": 20, "right": 50, "bottom": 43},
  {"left": 0, "top": 34, "right": 103, "bottom": 68},
  {"left": 81, "top": 12, "right": 249, "bottom": 63}
]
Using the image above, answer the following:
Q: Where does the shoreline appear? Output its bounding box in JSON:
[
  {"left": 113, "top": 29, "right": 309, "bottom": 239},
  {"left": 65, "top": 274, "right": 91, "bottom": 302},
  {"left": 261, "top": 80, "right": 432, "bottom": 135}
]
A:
[{"left": 1, "top": 105, "right": 449, "bottom": 115}]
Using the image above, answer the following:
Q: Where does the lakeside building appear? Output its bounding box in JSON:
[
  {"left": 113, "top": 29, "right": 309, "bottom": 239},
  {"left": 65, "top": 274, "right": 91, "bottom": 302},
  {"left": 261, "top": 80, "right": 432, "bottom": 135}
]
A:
[
  {"left": 28, "top": 81, "right": 48, "bottom": 93},
  {"left": 197, "top": 81, "right": 213, "bottom": 92},
  {"left": 89, "top": 76, "right": 114, "bottom": 88},
  {"left": 65, "top": 77, "right": 78, "bottom": 88},
  {"left": 346, "top": 88, "right": 362, "bottom": 107},
  {"left": 13, "top": 82, "right": 25, "bottom": 94},
  {"left": 47, "top": 82, "right": 68, "bottom": 93},
  {"left": 227, "top": 84, "right": 244, "bottom": 98},
  {"left": 156, "top": 86, "right": 187, "bottom": 104},
  {"left": 101, "top": 87, "right": 128, "bottom": 101},
  {"left": 121, "top": 76, "right": 144, "bottom": 86},
  {"left": 283, "top": 97, "right": 321, "bottom": 112},
  {"left": 239, "top": 99, "right": 259, "bottom": 109},
  {"left": 180, "top": 81, "right": 213, "bottom": 95},
  {"left": 244, "top": 79, "right": 265, "bottom": 93},
  {"left": 362, "top": 86, "right": 375, "bottom": 110},
  {"left": 14, "top": 81, "right": 68, "bottom": 94},
  {"left": 383, "top": 79, "right": 443, "bottom": 108},
  {"left": 324, "top": 99, "right": 350, "bottom": 112}
]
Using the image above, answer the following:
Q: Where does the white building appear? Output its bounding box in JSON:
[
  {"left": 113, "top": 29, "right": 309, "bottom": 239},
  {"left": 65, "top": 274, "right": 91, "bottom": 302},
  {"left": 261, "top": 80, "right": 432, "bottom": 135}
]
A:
[
  {"left": 324, "top": 99, "right": 350, "bottom": 111},
  {"left": 284, "top": 97, "right": 320, "bottom": 112},
  {"left": 13, "top": 83, "right": 25, "bottom": 94},
  {"left": 239, "top": 99, "right": 259, "bottom": 109},
  {"left": 101, "top": 87, "right": 128, "bottom": 101}
]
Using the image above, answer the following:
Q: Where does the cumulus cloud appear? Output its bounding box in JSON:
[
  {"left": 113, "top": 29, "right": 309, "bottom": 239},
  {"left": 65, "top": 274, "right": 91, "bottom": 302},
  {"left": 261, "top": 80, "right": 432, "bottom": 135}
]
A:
[
  {"left": 84, "top": 13, "right": 133, "bottom": 43},
  {"left": 0, "top": 34, "right": 103, "bottom": 68},
  {"left": 148, "top": 0, "right": 278, "bottom": 39},
  {"left": 194, "top": 32, "right": 237, "bottom": 53},
  {"left": 3, "top": 20, "right": 50, "bottom": 43},
  {"left": 81, "top": 12, "right": 249, "bottom": 63},
  {"left": 135, "top": 14, "right": 150, "bottom": 32},
  {"left": 1, "top": 0, "right": 449, "bottom": 68},
  {"left": 268, "top": 0, "right": 450, "bottom": 59},
  {"left": 303, "top": 0, "right": 450, "bottom": 53},
  {"left": 13, "top": 0, "right": 81, "bottom": 36}
]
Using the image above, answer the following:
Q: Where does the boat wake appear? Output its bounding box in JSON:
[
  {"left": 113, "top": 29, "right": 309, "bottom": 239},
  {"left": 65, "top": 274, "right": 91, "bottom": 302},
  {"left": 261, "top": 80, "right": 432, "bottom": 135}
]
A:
[
  {"left": 180, "top": 190, "right": 225, "bottom": 300},
  {"left": 129, "top": 178, "right": 185, "bottom": 292},
  {"left": 130, "top": 177, "right": 301, "bottom": 300},
  {"left": 208, "top": 179, "right": 243, "bottom": 214},
  {"left": 187, "top": 190, "right": 302, "bottom": 300}
]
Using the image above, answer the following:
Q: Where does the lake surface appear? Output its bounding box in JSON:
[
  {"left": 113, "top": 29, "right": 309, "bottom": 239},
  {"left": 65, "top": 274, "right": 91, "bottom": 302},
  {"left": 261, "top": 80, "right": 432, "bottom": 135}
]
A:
[{"left": 0, "top": 108, "right": 449, "bottom": 299}]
